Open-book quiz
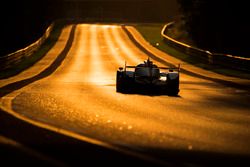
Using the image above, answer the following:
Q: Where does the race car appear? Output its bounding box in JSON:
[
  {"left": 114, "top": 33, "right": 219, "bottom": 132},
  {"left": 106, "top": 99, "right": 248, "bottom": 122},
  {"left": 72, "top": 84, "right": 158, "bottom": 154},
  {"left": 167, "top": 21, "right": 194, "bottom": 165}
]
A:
[{"left": 116, "top": 58, "right": 180, "bottom": 95}]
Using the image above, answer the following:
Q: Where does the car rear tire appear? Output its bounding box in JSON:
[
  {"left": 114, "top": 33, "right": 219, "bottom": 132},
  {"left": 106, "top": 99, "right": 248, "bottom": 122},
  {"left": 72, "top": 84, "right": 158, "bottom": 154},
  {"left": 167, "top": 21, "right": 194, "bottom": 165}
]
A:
[
  {"left": 116, "top": 71, "right": 126, "bottom": 92},
  {"left": 166, "top": 75, "right": 179, "bottom": 96}
]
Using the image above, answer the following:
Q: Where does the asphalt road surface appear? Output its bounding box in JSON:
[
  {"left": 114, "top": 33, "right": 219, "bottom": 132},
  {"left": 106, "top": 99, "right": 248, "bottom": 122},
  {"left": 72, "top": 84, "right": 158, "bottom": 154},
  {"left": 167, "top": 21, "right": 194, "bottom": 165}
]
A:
[{"left": 1, "top": 24, "right": 250, "bottom": 165}]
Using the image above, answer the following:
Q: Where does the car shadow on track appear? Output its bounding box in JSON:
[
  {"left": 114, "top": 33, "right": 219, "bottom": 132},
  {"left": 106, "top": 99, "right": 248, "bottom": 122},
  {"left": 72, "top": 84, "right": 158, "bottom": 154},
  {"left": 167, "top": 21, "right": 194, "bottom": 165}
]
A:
[{"left": 117, "top": 88, "right": 181, "bottom": 97}]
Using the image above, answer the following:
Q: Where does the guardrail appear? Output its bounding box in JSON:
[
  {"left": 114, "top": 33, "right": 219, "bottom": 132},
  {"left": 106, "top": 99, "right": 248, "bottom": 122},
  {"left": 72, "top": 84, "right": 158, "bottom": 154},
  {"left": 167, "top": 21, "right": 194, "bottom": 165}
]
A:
[
  {"left": 0, "top": 23, "right": 54, "bottom": 71},
  {"left": 161, "top": 22, "right": 250, "bottom": 72}
]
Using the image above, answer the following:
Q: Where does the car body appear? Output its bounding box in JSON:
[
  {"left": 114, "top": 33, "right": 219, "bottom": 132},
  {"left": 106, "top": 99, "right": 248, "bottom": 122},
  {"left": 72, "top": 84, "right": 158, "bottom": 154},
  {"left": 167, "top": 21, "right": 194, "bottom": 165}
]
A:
[{"left": 116, "top": 58, "right": 180, "bottom": 95}]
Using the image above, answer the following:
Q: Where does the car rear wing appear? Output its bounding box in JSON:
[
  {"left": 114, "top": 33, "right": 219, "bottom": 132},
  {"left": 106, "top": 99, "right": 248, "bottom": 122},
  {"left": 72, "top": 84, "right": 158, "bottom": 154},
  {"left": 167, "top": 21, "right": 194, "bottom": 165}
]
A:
[{"left": 124, "top": 63, "right": 181, "bottom": 72}]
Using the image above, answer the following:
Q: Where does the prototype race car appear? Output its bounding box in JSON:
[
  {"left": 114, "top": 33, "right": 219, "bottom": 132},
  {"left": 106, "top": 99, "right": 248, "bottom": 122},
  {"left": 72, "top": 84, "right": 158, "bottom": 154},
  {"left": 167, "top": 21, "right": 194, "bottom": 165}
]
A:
[{"left": 116, "top": 58, "right": 180, "bottom": 95}]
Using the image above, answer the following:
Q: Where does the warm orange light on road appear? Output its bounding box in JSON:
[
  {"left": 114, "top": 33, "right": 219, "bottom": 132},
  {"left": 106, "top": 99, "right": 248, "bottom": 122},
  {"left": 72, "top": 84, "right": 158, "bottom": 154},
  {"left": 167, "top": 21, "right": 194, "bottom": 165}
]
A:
[{"left": 1, "top": 24, "right": 250, "bottom": 159}]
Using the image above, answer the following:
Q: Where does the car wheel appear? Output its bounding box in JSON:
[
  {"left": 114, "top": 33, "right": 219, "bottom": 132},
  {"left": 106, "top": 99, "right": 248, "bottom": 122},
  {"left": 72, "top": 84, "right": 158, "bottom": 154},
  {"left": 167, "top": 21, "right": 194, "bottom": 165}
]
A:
[{"left": 116, "top": 71, "right": 126, "bottom": 92}]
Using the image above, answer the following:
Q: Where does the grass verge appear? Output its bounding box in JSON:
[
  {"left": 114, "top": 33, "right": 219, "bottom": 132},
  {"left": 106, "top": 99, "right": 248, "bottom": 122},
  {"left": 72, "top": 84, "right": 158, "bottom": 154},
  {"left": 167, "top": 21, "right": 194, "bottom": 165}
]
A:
[
  {"left": 0, "top": 21, "right": 65, "bottom": 79},
  {"left": 135, "top": 23, "right": 250, "bottom": 79}
]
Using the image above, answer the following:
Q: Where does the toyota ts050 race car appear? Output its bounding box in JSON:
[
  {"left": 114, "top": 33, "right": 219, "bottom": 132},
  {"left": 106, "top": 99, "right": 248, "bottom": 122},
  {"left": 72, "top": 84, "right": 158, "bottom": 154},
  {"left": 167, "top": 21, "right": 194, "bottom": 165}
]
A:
[{"left": 116, "top": 58, "right": 180, "bottom": 95}]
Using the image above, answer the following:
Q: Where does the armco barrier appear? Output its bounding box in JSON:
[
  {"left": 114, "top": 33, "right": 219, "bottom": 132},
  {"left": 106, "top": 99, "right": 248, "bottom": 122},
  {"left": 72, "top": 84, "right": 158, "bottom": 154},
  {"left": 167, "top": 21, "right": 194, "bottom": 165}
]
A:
[
  {"left": 0, "top": 23, "right": 54, "bottom": 71},
  {"left": 161, "top": 22, "right": 250, "bottom": 71}
]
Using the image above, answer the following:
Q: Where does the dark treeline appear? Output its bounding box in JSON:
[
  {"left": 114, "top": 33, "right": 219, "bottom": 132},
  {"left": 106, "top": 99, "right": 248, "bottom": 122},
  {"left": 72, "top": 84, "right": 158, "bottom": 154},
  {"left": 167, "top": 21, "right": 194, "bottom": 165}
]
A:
[
  {"left": 61, "top": 0, "right": 178, "bottom": 22},
  {"left": 177, "top": 0, "right": 250, "bottom": 57},
  {"left": 0, "top": 0, "right": 61, "bottom": 56}
]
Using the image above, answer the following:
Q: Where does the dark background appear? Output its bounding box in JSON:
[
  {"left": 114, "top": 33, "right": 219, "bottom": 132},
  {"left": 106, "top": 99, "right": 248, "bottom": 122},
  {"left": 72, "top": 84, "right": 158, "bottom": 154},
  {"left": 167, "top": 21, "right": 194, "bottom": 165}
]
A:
[
  {"left": 0, "top": 0, "right": 179, "bottom": 57},
  {"left": 0, "top": 0, "right": 249, "bottom": 57},
  {"left": 0, "top": 0, "right": 58, "bottom": 56},
  {"left": 178, "top": 0, "right": 250, "bottom": 57}
]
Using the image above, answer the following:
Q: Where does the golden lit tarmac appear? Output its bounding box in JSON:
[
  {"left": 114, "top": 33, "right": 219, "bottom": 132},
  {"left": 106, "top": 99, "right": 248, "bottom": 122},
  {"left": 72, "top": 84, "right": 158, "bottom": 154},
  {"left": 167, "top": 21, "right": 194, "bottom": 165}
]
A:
[{"left": 1, "top": 24, "right": 250, "bottom": 158}]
